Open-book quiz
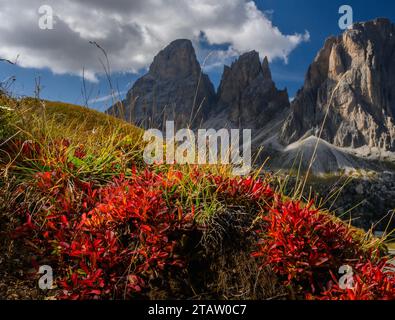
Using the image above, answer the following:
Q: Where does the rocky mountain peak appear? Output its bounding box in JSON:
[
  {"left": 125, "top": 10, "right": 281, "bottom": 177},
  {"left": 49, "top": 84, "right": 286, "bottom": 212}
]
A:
[
  {"left": 108, "top": 43, "right": 289, "bottom": 132},
  {"left": 107, "top": 39, "right": 216, "bottom": 129},
  {"left": 215, "top": 51, "right": 289, "bottom": 128},
  {"left": 262, "top": 56, "right": 272, "bottom": 82},
  {"left": 280, "top": 18, "right": 395, "bottom": 152},
  {"left": 218, "top": 51, "right": 272, "bottom": 93},
  {"left": 149, "top": 39, "right": 200, "bottom": 80},
  {"left": 230, "top": 50, "right": 262, "bottom": 83}
]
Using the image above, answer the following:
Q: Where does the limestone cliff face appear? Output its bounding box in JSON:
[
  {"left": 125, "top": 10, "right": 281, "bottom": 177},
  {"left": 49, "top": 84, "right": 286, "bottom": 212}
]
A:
[
  {"left": 215, "top": 51, "right": 289, "bottom": 128},
  {"left": 108, "top": 39, "right": 216, "bottom": 130},
  {"left": 281, "top": 18, "right": 395, "bottom": 151}
]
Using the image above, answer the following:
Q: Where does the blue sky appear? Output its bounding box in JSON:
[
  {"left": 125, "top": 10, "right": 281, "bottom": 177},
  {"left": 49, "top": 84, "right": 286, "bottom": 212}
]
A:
[
  {"left": 258, "top": 0, "right": 395, "bottom": 99},
  {"left": 1, "top": 0, "right": 394, "bottom": 111}
]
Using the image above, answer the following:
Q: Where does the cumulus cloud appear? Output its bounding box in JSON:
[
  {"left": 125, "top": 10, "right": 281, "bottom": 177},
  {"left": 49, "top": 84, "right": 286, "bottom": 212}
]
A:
[{"left": 0, "top": 0, "right": 309, "bottom": 82}]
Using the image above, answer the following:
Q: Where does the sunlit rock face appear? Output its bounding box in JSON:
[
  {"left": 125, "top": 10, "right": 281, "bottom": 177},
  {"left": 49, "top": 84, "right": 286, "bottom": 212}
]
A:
[{"left": 281, "top": 18, "right": 395, "bottom": 152}]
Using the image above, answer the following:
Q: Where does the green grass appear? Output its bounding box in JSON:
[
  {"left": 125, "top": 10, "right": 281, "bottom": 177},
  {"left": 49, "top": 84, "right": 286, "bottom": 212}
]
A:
[{"left": 0, "top": 94, "right": 146, "bottom": 181}]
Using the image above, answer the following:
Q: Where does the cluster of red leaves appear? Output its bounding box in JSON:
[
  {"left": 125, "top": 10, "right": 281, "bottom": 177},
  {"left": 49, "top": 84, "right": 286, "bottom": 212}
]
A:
[
  {"left": 210, "top": 175, "right": 275, "bottom": 203},
  {"left": 11, "top": 139, "right": 394, "bottom": 300},
  {"left": 17, "top": 167, "right": 194, "bottom": 299},
  {"left": 315, "top": 260, "right": 395, "bottom": 300},
  {"left": 251, "top": 199, "right": 395, "bottom": 300},
  {"left": 204, "top": 174, "right": 394, "bottom": 299}
]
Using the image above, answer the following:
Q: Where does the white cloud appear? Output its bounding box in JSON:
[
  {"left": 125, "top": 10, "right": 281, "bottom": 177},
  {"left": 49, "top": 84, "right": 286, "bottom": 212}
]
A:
[
  {"left": 0, "top": 0, "right": 309, "bottom": 81},
  {"left": 88, "top": 91, "right": 127, "bottom": 104}
]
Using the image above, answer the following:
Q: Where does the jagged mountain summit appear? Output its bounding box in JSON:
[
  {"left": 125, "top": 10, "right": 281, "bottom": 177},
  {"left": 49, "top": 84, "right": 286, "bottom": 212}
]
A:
[
  {"left": 280, "top": 18, "right": 395, "bottom": 154},
  {"left": 107, "top": 39, "right": 216, "bottom": 129},
  {"left": 108, "top": 39, "right": 290, "bottom": 133},
  {"left": 205, "top": 51, "right": 289, "bottom": 130}
]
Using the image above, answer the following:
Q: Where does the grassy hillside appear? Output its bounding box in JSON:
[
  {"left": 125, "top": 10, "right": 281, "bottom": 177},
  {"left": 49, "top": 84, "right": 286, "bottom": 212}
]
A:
[
  {"left": 0, "top": 95, "right": 143, "bottom": 146},
  {"left": 0, "top": 92, "right": 394, "bottom": 300}
]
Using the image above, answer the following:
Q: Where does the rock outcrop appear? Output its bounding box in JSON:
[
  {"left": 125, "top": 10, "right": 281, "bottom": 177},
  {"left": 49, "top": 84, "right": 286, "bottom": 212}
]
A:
[
  {"left": 299, "top": 172, "right": 395, "bottom": 231},
  {"left": 281, "top": 18, "right": 395, "bottom": 152},
  {"left": 214, "top": 51, "right": 289, "bottom": 128},
  {"left": 108, "top": 39, "right": 216, "bottom": 129}
]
